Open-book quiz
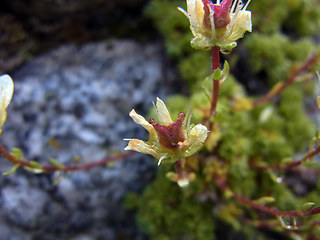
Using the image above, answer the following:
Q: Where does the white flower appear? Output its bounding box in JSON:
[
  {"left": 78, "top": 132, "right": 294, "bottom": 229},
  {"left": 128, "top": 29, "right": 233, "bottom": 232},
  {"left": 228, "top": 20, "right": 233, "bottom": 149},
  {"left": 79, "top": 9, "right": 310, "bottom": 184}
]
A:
[
  {"left": 178, "top": 0, "right": 252, "bottom": 52},
  {"left": 0, "top": 74, "right": 14, "bottom": 133},
  {"left": 125, "top": 98, "right": 208, "bottom": 165}
]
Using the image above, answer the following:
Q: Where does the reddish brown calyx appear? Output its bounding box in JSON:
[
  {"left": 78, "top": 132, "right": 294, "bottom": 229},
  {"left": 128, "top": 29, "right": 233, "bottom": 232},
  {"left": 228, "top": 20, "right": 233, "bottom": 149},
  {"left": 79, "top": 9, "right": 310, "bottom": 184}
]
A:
[
  {"left": 202, "top": 0, "right": 232, "bottom": 29},
  {"left": 149, "top": 112, "right": 186, "bottom": 149},
  {"left": 202, "top": 0, "right": 215, "bottom": 29}
]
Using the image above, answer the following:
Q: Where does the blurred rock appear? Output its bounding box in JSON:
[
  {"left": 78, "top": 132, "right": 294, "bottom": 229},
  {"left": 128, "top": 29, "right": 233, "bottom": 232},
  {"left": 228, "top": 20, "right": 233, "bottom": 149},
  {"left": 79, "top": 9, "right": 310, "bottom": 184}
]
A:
[
  {"left": 0, "top": 14, "right": 35, "bottom": 73},
  {"left": 1, "top": 0, "right": 154, "bottom": 73},
  {"left": 0, "top": 39, "right": 179, "bottom": 240}
]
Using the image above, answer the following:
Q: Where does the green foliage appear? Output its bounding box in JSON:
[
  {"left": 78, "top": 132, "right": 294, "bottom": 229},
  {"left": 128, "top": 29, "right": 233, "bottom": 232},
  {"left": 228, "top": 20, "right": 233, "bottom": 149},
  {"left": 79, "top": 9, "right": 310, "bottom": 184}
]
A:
[
  {"left": 244, "top": 33, "right": 316, "bottom": 85},
  {"left": 250, "top": 0, "right": 320, "bottom": 36},
  {"left": 179, "top": 51, "right": 211, "bottom": 90},
  {"left": 145, "top": 0, "right": 192, "bottom": 58},
  {"left": 127, "top": 0, "right": 320, "bottom": 239},
  {"left": 287, "top": 0, "right": 320, "bottom": 36},
  {"left": 127, "top": 168, "right": 215, "bottom": 240}
]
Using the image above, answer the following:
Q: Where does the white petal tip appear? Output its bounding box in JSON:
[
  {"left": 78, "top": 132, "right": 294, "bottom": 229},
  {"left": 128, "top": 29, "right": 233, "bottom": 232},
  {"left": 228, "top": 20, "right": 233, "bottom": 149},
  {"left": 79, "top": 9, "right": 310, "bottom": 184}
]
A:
[
  {"left": 0, "top": 74, "right": 14, "bottom": 104},
  {"left": 178, "top": 179, "right": 190, "bottom": 187},
  {"left": 129, "top": 109, "right": 136, "bottom": 116},
  {"left": 124, "top": 146, "right": 131, "bottom": 151}
]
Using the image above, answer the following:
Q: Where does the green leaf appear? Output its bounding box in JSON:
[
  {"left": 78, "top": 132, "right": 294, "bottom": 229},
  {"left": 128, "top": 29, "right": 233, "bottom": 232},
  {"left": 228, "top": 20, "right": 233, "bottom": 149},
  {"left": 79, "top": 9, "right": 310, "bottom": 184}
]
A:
[
  {"left": 49, "top": 158, "right": 65, "bottom": 169},
  {"left": 212, "top": 68, "right": 222, "bottom": 80},
  {"left": 30, "top": 161, "right": 42, "bottom": 168},
  {"left": 11, "top": 148, "right": 25, "bottom": 159},
  {"left": 3, "top": 164, "right": 19, "bottom": 176},
  {"left": 255, "top": 196, "right": 276, "bottom": 205},
  {"left": 220, "top": 61, "right": 230, "bottom": 83},
  {"left": 301, "top": 202, "right": 316, "bottom": 212},
  {"left": 24, "top": 162, "right": 44, "bottom": 174}
]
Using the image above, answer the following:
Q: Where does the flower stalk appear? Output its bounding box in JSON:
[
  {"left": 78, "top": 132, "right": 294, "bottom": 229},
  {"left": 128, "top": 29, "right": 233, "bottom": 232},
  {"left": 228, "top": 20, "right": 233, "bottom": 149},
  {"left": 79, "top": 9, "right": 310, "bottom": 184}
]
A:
[
  {"left": 0, "top": 142, "right": 133, "bottom": 173},
  {"left": 209, "top": 46, "right": 221, "bottom": 118}
]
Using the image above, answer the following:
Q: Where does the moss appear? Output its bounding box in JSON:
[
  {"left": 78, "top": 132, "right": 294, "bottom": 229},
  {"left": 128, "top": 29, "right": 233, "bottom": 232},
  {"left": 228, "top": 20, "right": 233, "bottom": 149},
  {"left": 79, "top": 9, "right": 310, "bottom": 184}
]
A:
[
  {"left": 250, "top": 0, "right": 320, "bottom": 36},
  {"left": 132, "top": 168, "right": 215, "bottom": 240},
  {"left": 244, "top": 33, "right": 316, "bottom": 85},
  {"left": 178, "top": 51, "right": 211, "bottom": 90},
  {"left": 145, "top": 0, "right": 192, "bottom": 58},
  {"left": 129, "top": 0, "right": 320, "bottom": 239}
]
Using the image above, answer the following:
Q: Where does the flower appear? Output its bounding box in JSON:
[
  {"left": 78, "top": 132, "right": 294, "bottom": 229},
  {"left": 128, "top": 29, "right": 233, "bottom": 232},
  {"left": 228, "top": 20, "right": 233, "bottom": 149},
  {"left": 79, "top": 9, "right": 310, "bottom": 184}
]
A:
[
  {"left": 124, "top": 98, "right": 208, "bottom": 165},
  {"left": 0, "top": 74, "right": 14, "bottom": 134},
  {"left": 167, "top": 171, "right": 196, "bottom": 187},
  {"left": 178, "top": 0, "right": 252, "bottom": 52}
]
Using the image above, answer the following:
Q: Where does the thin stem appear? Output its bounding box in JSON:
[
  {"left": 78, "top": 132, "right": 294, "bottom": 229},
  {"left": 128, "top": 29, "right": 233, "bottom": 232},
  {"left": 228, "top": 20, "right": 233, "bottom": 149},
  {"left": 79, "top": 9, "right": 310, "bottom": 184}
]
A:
[
  {"left": 214, "top": 172, "right": 320, "bottom": 217},
  {"left": 211, "top": 46, "right": 220, "bottom": 72},
  {"left": 252, "top": 54, "right": 319, "bottom": 107},
  {"left": 0, "top": 142, "right": 134, "bottom": 172},
  {"left": 209, "top": 46, "right": 221, "bottom": 130},
  {"left": 250, "top": 144, "right": 320, "bottom": 171},
  {"left": 0, "top": 143, "right": 31, "bottom": 168}
]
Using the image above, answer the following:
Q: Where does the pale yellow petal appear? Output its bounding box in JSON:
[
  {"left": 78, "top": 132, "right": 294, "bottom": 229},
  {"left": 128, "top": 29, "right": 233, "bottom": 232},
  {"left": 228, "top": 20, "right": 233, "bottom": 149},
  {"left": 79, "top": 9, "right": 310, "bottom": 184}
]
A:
[
  {"left": 226, "top": 10, "right": 252, "bottom": 42},
  {"left": 185, "top": 124, "right": 208, "bottom": 156},
  {"left": 187, "top": 0, "right": 205, "bottom": 29},
  {"left": 236, "top": 11, "right": 252, "bottom": 32},
  {"left": 129, "top": 109, "right": 157, "bottom": 141},
  {"left": 155, "top": 97, "right": 173, "bottom": 126},
  {"left": 189, "top": 124, "right": 208, "bottom": 143},
  {"left": 124, "top": 139, "right": 159, "bottom": 158},
  {"left": 0, "top": 74, "right": 14, "bottom": 128}
]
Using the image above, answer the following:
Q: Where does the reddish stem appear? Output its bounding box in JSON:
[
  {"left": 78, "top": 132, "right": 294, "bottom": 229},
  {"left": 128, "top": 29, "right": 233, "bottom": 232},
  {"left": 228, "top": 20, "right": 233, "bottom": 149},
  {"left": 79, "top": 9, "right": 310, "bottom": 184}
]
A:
[
  {"left": 211, "top": 46, "right": 220, "bottom": 73},
  {"left": 214, "top": 173, "right": 320, "bottom": 217},
  {"left": 0, "top": 142, "right": 134, "bottom": 172},
  {"left": 250, "top": 144, "right": 320, "bottom": 171},
  {"left": 252, "top": 54, "right": 319, "bottom": 107},
  {"left": 209, "top": 46, "right": 221, "bottom": 130}
]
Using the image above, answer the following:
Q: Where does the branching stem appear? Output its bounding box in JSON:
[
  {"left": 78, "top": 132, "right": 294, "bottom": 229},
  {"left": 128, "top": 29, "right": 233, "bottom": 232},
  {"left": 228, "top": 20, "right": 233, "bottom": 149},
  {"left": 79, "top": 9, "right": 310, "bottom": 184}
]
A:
[
  {"left": 0, "top": 142, "right": 134, "bottom": 172},
  {"left": 252, "top": 54, "right": 319, "bottom": 107},
  {"left": 250, "top": 144, "right": 320, "bottom": 171},
  {"left": 214, "top": 172, "right": 320, "bottom": 217}
]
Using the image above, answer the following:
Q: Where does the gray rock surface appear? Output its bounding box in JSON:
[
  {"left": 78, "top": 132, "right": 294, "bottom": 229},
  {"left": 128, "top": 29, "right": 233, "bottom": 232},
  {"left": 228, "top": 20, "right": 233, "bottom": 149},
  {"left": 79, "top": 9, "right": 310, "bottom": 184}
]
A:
[
  {"left": 0, "top": 0, "right": 153, "bottom": 73},
  {"left": 0, "top": 40, "right": 178, "bottom": 240}
]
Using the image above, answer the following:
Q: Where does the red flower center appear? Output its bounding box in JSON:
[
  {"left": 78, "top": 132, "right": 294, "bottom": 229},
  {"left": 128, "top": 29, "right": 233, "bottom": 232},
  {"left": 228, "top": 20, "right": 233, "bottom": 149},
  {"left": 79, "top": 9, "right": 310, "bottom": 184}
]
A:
[
  {"left": 202, "top": 0, "right": 232, "bottom": 29},
  {"left": 149, "top": 112, "right": 186, "bottom": 149}
]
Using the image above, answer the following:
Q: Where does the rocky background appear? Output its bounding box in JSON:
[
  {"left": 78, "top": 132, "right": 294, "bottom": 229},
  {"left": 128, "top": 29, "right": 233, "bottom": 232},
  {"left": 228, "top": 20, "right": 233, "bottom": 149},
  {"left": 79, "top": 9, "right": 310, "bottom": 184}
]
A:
[
  {"left": 0, "top": 0, "right": 154, "bottom": 73},
  {"left": 0, "top": 1, "right": 180, "bottom": 240}
]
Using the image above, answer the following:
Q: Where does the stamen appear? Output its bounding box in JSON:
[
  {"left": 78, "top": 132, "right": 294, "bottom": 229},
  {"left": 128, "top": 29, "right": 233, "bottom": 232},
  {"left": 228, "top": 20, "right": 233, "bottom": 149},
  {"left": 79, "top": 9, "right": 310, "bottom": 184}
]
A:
[
  {"left": 157, "top": 155, "right": 166, "bottom": 166},
  {"left": 243, "top": 0, "right": 251, "bottom": 10},
  {"left": 177, "top": 7, "right": 190, "bottom": 18},
  {"left": 230, "top": 0, "right": 239, "bottom": 13}
]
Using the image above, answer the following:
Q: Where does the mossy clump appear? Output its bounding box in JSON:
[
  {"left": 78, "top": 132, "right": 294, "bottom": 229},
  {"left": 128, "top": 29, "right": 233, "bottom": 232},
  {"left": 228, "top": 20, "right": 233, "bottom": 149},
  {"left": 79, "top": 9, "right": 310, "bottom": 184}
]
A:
[
  {"left": 125, "top": 168, "right": 215, "bottom": 240},
  {"left": 250, "top": 0, "right": 320, "bottom": 36},
  {"left": 244, "top": 33, "right": 318, "bottom": 85},
  {"left": 128, "top": 0, "right": 320, "bottom": 239}
]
